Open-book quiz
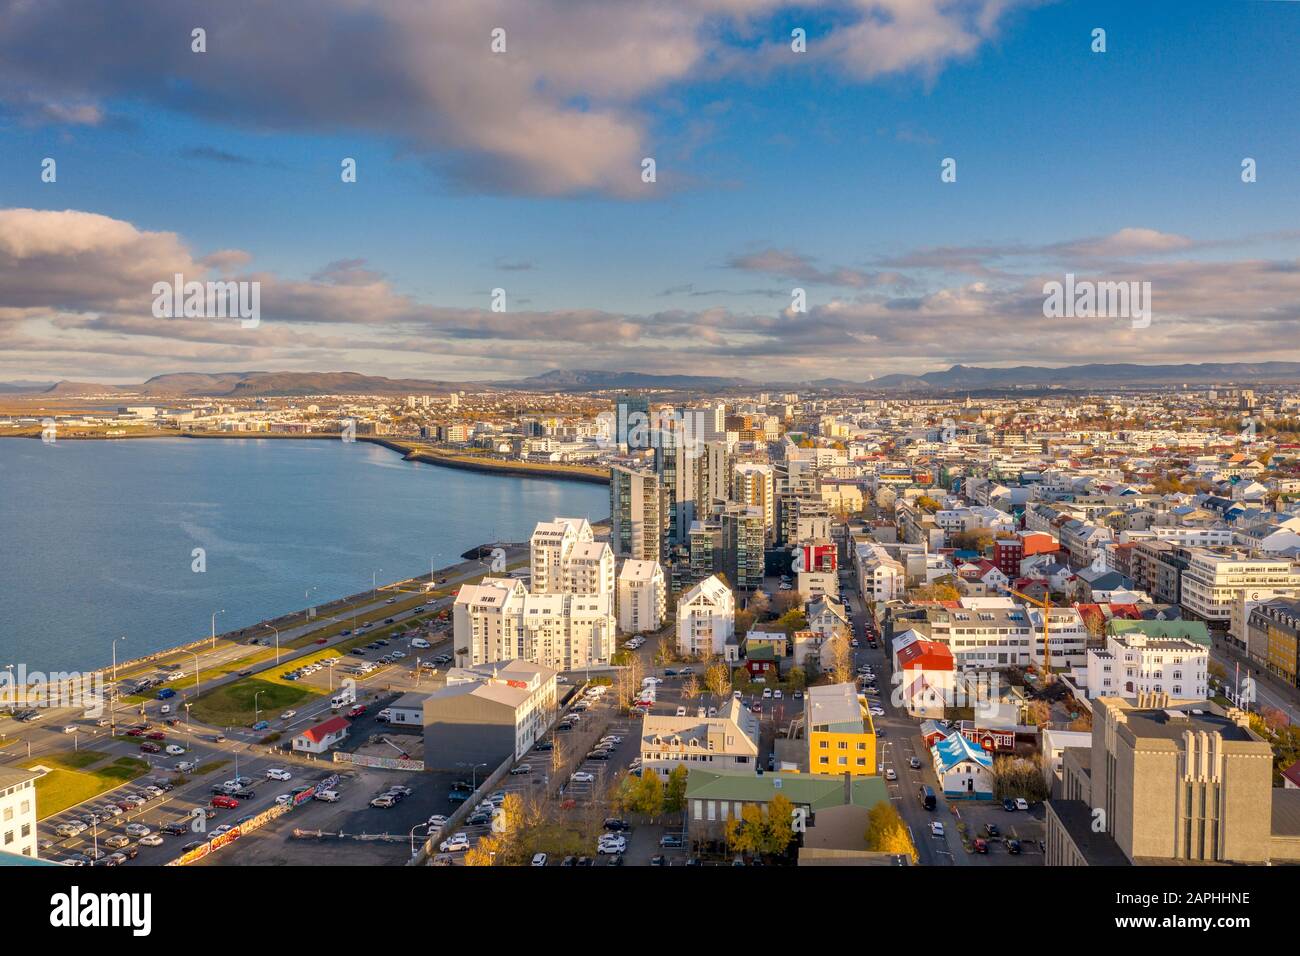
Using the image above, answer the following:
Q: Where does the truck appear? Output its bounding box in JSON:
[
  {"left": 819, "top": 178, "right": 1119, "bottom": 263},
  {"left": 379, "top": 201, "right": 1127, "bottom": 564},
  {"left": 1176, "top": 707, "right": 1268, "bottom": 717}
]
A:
[{"left": 330, "top": 687, "right": 356, "bottom": 710}]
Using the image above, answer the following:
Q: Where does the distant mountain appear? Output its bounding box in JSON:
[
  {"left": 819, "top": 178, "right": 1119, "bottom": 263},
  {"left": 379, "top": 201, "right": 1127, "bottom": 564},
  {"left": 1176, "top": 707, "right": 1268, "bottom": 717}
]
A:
[
  {"left": 17, "top": 361, "right": 1300, "bottom": 400},
  {"left": 866, "top": 362, "right": 1300, "bottom": 391},
  {"left": 507, "top": 369, "right": 752, "bottom": 391}
]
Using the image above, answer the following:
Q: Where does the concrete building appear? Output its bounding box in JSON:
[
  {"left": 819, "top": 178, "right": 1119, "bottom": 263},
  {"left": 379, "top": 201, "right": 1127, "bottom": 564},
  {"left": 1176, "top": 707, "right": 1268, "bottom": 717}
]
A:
[
  {"left": 1246, "top": 597, "right": 1300, "bottom": 687},
  {"left": 423, "top": 660, "right": 558, "bottom": 766},
  {"left": 794, "top": 683, "right": 877, "bottom": 776},
  {"left": 616, "top": 559, "right": 666, "bottom": 635},
  {"left": 0, "top": 767, "right": 39, "bottom": 860},
  {"left": 684, "top": 768, "right": 889, "bottom": 843},
  {"left": 528, "top": 517, "right": 612, "bottom": 595},
  {"left": 1045, "top": 694, "right": 1286, "bottom": 865},
  {"left": 676, "top": 574, "right": 736, "bottom": 658},
  {"left": 639, "top": 697, "right": 760, "bottom": 775}
]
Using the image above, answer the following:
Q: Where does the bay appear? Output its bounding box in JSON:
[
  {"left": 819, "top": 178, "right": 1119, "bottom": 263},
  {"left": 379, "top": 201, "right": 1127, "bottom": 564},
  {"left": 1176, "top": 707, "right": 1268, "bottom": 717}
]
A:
[{"left": 0, "top": 437, "right": 607, "bottom": 671}]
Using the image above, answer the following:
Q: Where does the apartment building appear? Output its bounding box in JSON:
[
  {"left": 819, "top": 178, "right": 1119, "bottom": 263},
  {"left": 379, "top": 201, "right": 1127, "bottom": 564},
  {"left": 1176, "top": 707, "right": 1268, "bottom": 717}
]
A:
[
  {"left": 0, "top": 767, "right": 38, "bottom": 860},
  {"left": 640, "top": 697, "right": 760, "bottom": 775},
  {"left": 616, "top": 559, "right": 666, "bottom": 635},
  {"left": 529, "top": 517, "right": 613, "bottom": 595},
  {"left": 1230, "top": 585, "right": 1300, "bottom": 650},
  {"left": 1085, "top": 633, "right": 1208, "bottom": 700},
  {"left": 1246, "top": 597, "right": 1300, "bottom": 686},
  {"left": 1180, "top": 551, "right": 1300, "bottom": 625},
  {"left": 854, "top": 541, "right": 905, "bottom": 603},
  {"left": 453, "top": 578, "right": 616, "bottom": 671},
  {"left": 609, "top": 464, "right": 663, "bottom": 562},
  {"left": 675, "top": 574, "right": 736, "bottom": 658},
  {"left": 733, "top": 462, "right": 775, "bottom": 544},
  {"left": 915, "top": 601, "right": 1087, "bottom": 672}
]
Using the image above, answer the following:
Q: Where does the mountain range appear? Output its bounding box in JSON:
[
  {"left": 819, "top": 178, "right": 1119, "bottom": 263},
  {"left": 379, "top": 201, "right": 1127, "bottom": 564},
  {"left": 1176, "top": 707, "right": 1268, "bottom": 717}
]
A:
[{"left": 6, "top": 362, "right": 1300, "bottom": 398}]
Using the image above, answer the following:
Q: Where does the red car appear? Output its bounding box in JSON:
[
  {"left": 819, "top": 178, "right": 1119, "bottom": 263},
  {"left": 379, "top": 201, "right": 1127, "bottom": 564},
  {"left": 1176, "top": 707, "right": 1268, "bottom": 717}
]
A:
[
  {"left": 210, "top": 795, "right": 239, "bottom": 809},
  {"left": 314, "top": 637, "right": 328, "bottom": 645},
  {"left": 139, "top": 742, "right": 161, "bottom": 753},
  {"left": 346, "top": 704, "right": 366, "bottom": 718},
  {"left": 126, "top": 729, "right": 146, "bottom": 737},
  {"left": 146, "top": 731, "right": 166, "bottom": 740}
]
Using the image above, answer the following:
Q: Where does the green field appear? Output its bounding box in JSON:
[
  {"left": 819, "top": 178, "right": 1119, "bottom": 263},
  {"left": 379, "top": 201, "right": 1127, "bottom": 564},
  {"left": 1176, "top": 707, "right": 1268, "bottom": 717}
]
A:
[
  {"left": 22, "top": 752, "right": 150, "bottom": 819},
  {"left": 187, "top": 677, "right": 320, "bottom": 728}
]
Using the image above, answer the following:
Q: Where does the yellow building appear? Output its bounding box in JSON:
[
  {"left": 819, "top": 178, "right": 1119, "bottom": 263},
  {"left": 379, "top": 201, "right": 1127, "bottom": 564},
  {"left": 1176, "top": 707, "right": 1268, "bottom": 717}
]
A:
[{"left": 805, "top": 683, "right": 877, "bottom": 776}]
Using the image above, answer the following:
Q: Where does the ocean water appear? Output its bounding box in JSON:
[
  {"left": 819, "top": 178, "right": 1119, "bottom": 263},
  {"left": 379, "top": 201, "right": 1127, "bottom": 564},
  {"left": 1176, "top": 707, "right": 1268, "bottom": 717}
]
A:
[{"left": 0, "top": 437, "right": 607, "bottom": 671}]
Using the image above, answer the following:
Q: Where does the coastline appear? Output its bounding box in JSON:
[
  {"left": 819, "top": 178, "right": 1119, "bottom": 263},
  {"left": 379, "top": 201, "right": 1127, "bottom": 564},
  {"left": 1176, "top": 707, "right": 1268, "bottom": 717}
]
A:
[{"left": 0, "top": 430, "right": 612, "bottom": 485}]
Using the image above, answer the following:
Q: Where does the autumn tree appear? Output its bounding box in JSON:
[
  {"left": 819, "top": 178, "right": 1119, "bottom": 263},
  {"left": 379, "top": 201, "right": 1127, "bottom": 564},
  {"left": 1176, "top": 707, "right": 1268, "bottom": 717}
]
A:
[
  {"left": 705, "top": 660, "right": 732, "bottom": 700},
  {"left": 864, "top": 802, "right": 917, "bottom": 863},
  {"left": 682, "top": 674, "right": 701, "bottom": 700},
  {"left": 827, "top": 634, "right": 855, "bottom": 686},
  {"left": 664, "top": 765, "right": 689, "bottom": 815}
]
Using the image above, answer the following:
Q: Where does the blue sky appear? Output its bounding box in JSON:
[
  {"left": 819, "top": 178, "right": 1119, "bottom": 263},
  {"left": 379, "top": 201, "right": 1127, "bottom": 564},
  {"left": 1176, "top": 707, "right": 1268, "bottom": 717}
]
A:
[{"left": 1, "top": 0, "right": 1299, "bottom": 383}]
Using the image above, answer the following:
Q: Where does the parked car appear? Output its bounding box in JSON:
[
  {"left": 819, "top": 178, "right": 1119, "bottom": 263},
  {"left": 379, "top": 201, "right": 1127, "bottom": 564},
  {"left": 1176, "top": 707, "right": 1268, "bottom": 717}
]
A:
[
  {"left": 884, "top": 768, "right": 897, "bottom": 781},
  {"left": 370, "top": 795, "right": 396, "bottom": 809},
  {"left": 266, "top": 768, "right": 292, "bottom": 781},
  {"left": 1006, "top": 839, "right": 1023, "bottom": 855},
  {"left": 1002, "top": 798, "right": 1018, "bottom": 812},
  {"left": 973, "top": 837, "right": 989, "bottom": 854},
  {"left": 570, "top": 771, "right": 595, "bottom": 784},
  {"left": 439, "top": 832, "right": 470, "bottom": 852},
  {"left": 531, "top": 853, "right": 548, "bottom": 866},
  {"left": 510, "top": 764, "right": 531, "bottom": 775},
  {"left": 210, "top": 795, "right": 239, "bottom": 809},
  {"left": 929, "top": 821, "right": 945, "bottom": 837},
  {"left": 139, "top": 742, "right": 161, "bottom": 753}
]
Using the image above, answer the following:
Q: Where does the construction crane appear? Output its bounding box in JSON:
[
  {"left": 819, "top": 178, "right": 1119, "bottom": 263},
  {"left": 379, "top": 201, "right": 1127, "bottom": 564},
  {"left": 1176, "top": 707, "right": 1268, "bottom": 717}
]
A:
[{"left": 1000, "top": 585, "right": 1054, "bottom": 683}]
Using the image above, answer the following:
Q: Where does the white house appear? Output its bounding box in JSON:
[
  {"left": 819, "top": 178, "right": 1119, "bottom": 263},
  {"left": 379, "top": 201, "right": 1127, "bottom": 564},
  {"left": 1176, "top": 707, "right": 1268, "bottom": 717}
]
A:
[
  {"left": 932, "top": 731, "right": 994, "bottom": 800},
  {"left": 0, "top": 767, "right": 39, "bottom": 859},
  {"left": 676, "top": 574, "right": 735, "bottom": 658},
  {"left": 293, "top": 715, "right": 350, "bottom": 754}
]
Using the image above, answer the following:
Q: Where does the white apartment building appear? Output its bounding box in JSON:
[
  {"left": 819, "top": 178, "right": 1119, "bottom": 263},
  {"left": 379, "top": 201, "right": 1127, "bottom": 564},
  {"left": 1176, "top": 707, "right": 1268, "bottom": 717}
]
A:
[
  {"left": 0, "top": 767, "right": 38, "bottom": 860},
  {"left": 676, "top": 574, "right": 736, "bottom": 658},
  {"left": 1180, "top": 552, "right": 1300, "bottom": 624},
  {"left": 640, "top": 698, "right": 760, "bottom": 774},
  {"left": 855, "top": 541, "right": 905, "bottom": 602},
  {"left": 616, "top": 559, "right": 666, "bottom": 635},
  {"left": 922, "top": 602, "right": 1087, "bottom": 672},
  {"left": 1085, "top": 634, "right": 1208, "bottom": 700},
  {"left": 529, "top": 517, "right": 613, "bottom": 595},
  {"left": 453, "top": 577, "right": 616, "bottom": 671}
]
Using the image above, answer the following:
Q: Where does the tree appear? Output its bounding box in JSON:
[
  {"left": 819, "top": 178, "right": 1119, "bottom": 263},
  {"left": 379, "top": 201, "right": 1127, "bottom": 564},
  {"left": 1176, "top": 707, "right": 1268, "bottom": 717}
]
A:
[
  {"left": 765, "top": 793, "right": 797, "bottom": 856},
  {"left": 748, "top": 589, "right": 771, "bottom": 619},
  {"left": 773, "top": 590, "right": 803, "bottom": 615},
  {"left": 827, "top": 634, "right": 855, "bottom": 686},
  {"left": 664, "top": 765, "right": 689, "bottom": 814},
  {"left": 734, "top": 608, "right": 756, "bottom": 638},
  {"left": 1025, "top": 699, "right": 1051, "bottom": 728},
  {"left": 704, "top": 661, "right": 732, "bottom": 700},
  {"left": 655, "top": 633, "right": 675, "bottom": 665},
  {"left": 950, "top": 529, "right": 995, "bottom": 554},
  {"left": 864, "top": 802, "right": 917, "bottom": 863},
  {"left": 909, "top": 581, "right": 960, "bottom": 602},
  {"left": 681, "top": 674, "right": 701, "bottom": 700},
  {"left": 732, "top": 667, "right": 749, "bottom": 692},
  {"left": 786, "top": 666, "right": 806, "bottom": 691},
  {"left": 725, "top": 796, "right": 796, "bottom": 860}
]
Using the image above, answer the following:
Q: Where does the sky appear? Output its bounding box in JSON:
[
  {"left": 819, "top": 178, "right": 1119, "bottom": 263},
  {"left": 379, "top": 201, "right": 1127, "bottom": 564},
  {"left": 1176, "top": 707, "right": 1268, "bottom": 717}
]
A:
[{"left": 1, "top": 0, "right": 1299, "bottom": 384}]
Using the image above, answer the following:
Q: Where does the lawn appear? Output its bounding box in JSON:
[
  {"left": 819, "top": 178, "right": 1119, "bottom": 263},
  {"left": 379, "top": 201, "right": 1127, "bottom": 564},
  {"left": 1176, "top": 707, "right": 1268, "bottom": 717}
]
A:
[
  {"left": 22, "top": 753, "right": 150, "bottom": 819},
  {"left": 187, "top": 677, "right": 320, "bottom": 728}
]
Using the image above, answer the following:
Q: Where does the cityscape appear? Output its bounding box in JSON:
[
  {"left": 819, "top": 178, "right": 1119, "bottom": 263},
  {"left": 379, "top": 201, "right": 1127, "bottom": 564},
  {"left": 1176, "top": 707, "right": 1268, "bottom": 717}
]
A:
[{"left": 0, "top": 0, "right": 1296, "bottom": 934}]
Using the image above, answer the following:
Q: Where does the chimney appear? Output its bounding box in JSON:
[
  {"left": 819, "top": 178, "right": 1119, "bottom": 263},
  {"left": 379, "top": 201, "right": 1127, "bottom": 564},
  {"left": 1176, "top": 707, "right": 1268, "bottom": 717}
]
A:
[{"left": 843, "top": 771, "right": 852, "bottom": 804}]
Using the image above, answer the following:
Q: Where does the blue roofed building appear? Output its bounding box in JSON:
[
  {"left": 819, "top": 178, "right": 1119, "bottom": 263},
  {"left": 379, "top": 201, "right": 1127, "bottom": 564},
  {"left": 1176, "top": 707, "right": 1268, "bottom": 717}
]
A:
[{"left": 931, "top": 731, "right": 994, "bottom": 800}]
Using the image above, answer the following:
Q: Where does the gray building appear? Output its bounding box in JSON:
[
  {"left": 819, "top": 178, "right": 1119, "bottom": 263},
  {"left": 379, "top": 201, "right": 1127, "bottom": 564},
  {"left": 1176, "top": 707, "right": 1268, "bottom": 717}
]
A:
[{"left": 422, "top": 660, "right": 557, "bottom": 771}]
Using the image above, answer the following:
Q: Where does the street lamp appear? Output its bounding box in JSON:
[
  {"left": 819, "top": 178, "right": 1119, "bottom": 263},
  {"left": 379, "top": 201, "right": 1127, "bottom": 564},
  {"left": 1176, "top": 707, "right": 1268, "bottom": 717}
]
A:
[
  {"left": 458, "top": 761, "right": 488, "bottom": 791},
  {"left": 253, "top": 690, "right": 264, "bottom": 724},
  {"left": 184, "top": 702, "right": 192, "bottom": 732},
  {"left": 110, "top": 636, "right": 126, "bottom": 732},
  {"left": 373, "top": 568, "right": 383, "bottom": 598},
  {"left": 265, "top": 623, "right": 281, "bottom": 665},
  {"left": 190, "top": 651, "right": 201, "bottom": 700},
  {"left": 211, "top": 609, "right": 225, "bottom": 650},
  {"left": 409, "top": 821, "right": 431, "bottom": 858},
  {"left": 324, "top": 658, "right": 336, "bottom": 691}
]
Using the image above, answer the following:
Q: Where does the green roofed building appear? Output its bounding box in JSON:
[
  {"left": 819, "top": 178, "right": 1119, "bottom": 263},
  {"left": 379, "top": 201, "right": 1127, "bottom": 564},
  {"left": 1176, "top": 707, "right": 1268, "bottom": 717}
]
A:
[
  {"left": 685, "top": 768, "right": 889, "bottom": 847},
  {"left": 1108, "top": 618, "right": 1210, "bottom": 647}
]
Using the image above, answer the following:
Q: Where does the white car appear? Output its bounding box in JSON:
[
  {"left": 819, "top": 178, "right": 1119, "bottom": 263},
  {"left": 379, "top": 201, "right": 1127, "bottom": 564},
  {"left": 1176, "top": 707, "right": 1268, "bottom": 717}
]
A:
[
  {"left": 165, "top": 744, "right": 186, "bottom": 756},
  {"left": 597, "top": 838, "right": 626, "bottom": 855},
  {"left": 1015, "top": 797, "right": 1029, "bottom": 811},
  {"left": 314, "top": 790, "right": 340, "bottom": 802},
  {"left": 275, "top": 794, "right": 294, "bottom": 806},
  {"left": 62, "top": 725, "right": 78, "bottom": 734},
  {"left": 600, "top": 735, "right": 622, "bottom": 745},
  {"left": 411, "top": 638, "right": 430, "bottom": 649},
  {"left": 370, "top": 795, "right": 396, "bottom": 809},
  {"left": 869, "top": 707, "right": 885, "bottom": 717},
  {"left": 531, "top": 853, "right": 548, "bottom": 866},
  {"left": 884, "top": 768, "right": 898, "bottom": 781},
  {"left": 773, "top": 689, "right": 783, "bottom": 699},
  {"left": 427, "top": 814, "right": 449, "bottom": 829},
  {"left": 280, "top": 710, "right": 296, "bottom": 720},
  {"left": 174, "top": 761, "right": 196, "bottom": 773},
  {"left": 675, "top": 706, "right": 687, "bottom": 717},
  {"left": 124, "top": 823, "right": 151, "bottom": 838},
  {"left": 762, "top": 688, "right": 772, "bottom": 699},
  {"left": 266, "top": 768, "right": 292, "bottom": 781},
  {"left": 138, "top": 834, "right": 165, "bottom": 847},
  {"left": 439, "top": 832, "right": 470, "bottom": 852},
  {"left": 930, "top": 821, "right": 945, "bottom": 837},
  {"left": 571, "top": 771, "right": 595, "bottom": 784},
  {"left": 642, "top": 676, "right": 662, "bottom": 685}
]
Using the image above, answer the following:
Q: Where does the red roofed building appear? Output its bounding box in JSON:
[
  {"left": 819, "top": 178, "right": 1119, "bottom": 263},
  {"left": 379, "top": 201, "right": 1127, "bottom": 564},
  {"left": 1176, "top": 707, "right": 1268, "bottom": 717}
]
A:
[
  {"left": 292, "top": 715, "right": 350, "bottom": 754},
  {"left": 896, "top": 634, "right": 955, "bottom": 719}
]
